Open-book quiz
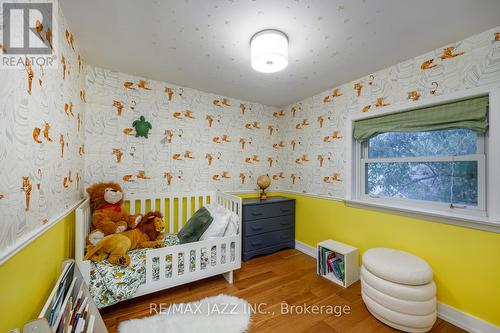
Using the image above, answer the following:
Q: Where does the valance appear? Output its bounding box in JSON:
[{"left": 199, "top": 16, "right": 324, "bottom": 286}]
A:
[{"left": 353, "top": 96, "right": 489, "bottom": 141}]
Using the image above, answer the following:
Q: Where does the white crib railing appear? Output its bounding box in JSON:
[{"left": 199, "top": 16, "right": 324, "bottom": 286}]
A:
[
  {"left": 75, "top": 191, "right": 242, "bottom": 299},
  {"left": 126, "top": 191, "right": 217, "bottom": 234}
]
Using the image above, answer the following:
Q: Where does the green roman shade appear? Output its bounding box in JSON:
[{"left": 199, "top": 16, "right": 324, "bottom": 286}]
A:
[{"left": 353, "top": 96, "right": 489, "bottom": 141}]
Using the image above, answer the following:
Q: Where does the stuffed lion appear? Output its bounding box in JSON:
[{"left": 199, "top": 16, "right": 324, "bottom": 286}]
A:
[
  {"left": 86, "top": 182, "right": 142, "bottom": 245},
  {"left": 84, "top": 211, "right": 165, "bottom": 267}
]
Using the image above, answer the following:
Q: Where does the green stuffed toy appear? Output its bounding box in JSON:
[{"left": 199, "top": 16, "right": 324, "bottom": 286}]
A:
[{"left": 132, "top": 116, "right": 152, "bottom": 138}]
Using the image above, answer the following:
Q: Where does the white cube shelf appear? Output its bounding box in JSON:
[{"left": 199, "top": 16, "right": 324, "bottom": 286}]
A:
[{"left": 317, "top": 239, "right": 359, "bottom": 288}]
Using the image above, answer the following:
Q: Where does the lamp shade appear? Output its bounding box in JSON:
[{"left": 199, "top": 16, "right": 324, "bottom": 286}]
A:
[{"left": 250, "top": 30, "right": 288, "bottom": 73}]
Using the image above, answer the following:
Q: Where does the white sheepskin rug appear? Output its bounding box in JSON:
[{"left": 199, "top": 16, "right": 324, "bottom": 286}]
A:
[{"left": 118, "top": 294, "right": 252, "bottom": 333}]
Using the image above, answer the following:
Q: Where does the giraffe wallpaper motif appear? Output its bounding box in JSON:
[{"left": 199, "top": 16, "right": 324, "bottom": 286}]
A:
[
  {"left": 0, "top": 16, "right": 499, "bottom": 257},
  {"left": 280, "top": 26, "right": 500, "bottom": 198},
  {"left": 0, "top": 6, "right": 85, "bottom": 254},
  {"left": 83, "top": 66, "right": 285, "bottom": 195}
]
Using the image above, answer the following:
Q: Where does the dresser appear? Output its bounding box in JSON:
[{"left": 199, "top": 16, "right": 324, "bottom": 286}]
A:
[{"left": 242, "top": 196, "right": 295, "bottom": 261}]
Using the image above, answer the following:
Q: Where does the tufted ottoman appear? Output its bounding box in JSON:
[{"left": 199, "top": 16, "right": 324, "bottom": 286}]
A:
[{"left": 361, "top": 248, "right": 437, "bottom": 332}]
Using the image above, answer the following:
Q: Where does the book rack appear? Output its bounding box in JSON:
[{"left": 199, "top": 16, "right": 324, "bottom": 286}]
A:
[
  {"left": 22, "top": 259, "right": 107, "bottom": 333},
  {"left": 317, "top": 239, "right": 359, "bottom": 288}
]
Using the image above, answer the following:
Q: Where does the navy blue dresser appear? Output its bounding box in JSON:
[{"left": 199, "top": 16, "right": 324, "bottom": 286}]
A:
[{"left": 242, "top": 196, "right": 295, "bottom": 261}]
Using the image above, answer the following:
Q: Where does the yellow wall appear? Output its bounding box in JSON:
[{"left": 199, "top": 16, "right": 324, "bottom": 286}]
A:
[
  {"left": 284, "top": 193, "right": 500, "bottom": 326},
  {"left": 0, "top": 192, "right": 270, "bottom": 332},
  {"left": 2, "top": 192, "right": 498, "bottom": 329},
  {"left": 0, "top": 211, "right": 76, "bottom": 332}
]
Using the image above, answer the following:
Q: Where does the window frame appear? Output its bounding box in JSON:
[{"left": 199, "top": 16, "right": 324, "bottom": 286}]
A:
[
  {"left": 345, "top": 85, "right": 500, "bottom": 232},
  {"left": 358, "top": 133, "right": 486, "bottom": 216}
]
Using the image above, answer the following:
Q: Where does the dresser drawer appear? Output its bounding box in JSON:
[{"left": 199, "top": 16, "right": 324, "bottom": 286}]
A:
[
  {"left": 243, "top": 200, "right": 294, "bottom": 221},
  {"left": 244, "top": 215, "right": 294, "bottom": 237},
  {"left": 243, "top": 228, "right": 295, "bottom": 252}
]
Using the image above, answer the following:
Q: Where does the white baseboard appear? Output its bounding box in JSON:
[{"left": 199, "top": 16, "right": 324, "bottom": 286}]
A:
[
  {"left": 437, "top": 302, "right": 500, "bottom": 333},
  {"left": 295, "top": 240, "right": 317, "bottom": 258},
  {"left": 294, "top": 240, "right": 500, "bottom": 333}
]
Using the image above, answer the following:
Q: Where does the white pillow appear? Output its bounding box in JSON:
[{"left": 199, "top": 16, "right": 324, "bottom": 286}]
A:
[
  {"left": 199, "top": 203, "right": 231, "bottom": 240},
  {"left": 224, "top": 210, "right": 239, "bottom": 237}
]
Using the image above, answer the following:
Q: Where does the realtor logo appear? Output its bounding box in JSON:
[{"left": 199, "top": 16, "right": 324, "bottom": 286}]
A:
[{"left": 1, "top": 0, "right": 58, "bottom": 68}]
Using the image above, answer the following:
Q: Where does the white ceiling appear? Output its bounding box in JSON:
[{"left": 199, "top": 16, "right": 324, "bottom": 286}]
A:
[{"left": 60, "top": 0, "right": 500, "bottom": 107}]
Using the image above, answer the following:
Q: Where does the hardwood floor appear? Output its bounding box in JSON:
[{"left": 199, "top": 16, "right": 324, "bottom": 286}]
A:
[{"left": 100, "top": 249, "right": 466, "bottom": 333}]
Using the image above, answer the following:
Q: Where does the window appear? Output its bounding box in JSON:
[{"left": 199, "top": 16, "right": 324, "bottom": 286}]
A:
[
  {"left": 359, "top": 129, "right": 485, "bottom": 214},
  {"left": 347, "top": 89, "right": 500, "bottom": 231}
]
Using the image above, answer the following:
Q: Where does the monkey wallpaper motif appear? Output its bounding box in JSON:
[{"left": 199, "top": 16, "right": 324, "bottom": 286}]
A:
[
  {"left": 0, "top": 18, "right": 499, "bottom": 257},
  {"left": 279, "top": 26, "right": 500, "bottom": 198},
  {"left": 83, "top": 66, "right": 284, "bottom": 194},
  {"left": 0, "top": 6, "right": 85, "bottom": 253}
]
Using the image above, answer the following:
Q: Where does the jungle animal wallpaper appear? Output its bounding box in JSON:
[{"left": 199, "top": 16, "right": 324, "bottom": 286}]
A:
[
  {"left": 83, "top": 66, "right": 285, "bottom": 194},
  {"left": 0, "top": 6, "right": 85, "bottom": 255},
  {"left": 84, "top": 26, "right": 500, "bottom": 199},
  {"left": 0, "top": 8, "right": 498, "bottom": 260},
  {"left": 279, "top": 26, "right": 500, "bottom": 199}
]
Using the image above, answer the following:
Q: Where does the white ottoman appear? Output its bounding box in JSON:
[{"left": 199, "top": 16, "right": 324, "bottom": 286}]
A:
[{"left": 361, "top": 248, "right": 437, "bottom": 333}]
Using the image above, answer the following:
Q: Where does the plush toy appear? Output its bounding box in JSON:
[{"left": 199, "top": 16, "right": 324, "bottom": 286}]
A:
[
  {"left": 86, "top": 182, "right": 142, "bottom": 245},
  {"left": 84, "top": 211, "right": 165, "bottom": 267},
  {"left": 132, "top": 116, "right": 152, "bottom": 138}
]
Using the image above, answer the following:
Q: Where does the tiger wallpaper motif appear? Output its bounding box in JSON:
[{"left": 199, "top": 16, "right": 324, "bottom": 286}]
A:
[
  {"left": 0, "top": 6, "right": 85, "bottom": 253},
  {"left": 279, "top": 26, "right": 500, "bottom": 198},
  {"left": 0, "top": 20, "right": 499, "bottom": 256},
  {"left": 83, "top": 66, "right": 285, "bottom": 194}
]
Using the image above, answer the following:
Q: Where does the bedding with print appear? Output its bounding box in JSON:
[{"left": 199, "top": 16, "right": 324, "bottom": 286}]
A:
[{"left": 89, "top": 232, "right": 236, "bottom": 308}]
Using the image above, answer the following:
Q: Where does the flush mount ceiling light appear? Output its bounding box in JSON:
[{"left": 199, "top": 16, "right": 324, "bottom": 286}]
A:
[{"left": 250, "top": 29, "right": 288, "bottom": 73}]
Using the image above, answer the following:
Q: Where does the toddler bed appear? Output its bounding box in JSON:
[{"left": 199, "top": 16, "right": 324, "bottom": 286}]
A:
[{"left": 75, "top": 191, "right": 242, "bottom": 307}]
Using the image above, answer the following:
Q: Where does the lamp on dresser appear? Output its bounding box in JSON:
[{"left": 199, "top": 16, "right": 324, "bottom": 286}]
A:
[{"left": 242, "top": 196, "right": 295, "bottom": 261}]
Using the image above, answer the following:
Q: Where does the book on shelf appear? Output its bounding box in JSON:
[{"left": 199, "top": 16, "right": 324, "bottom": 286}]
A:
[
  {"left": 49, "top": 261, "right": 96, "bottom": 333},
  {"left": 48, "top": 262, "right": 75, "bottom": 326},
  {"left": 318, "top": 246, "right": 345, "bottom": 282},
  {"left": 26, "top": 260, "right": 103, "bottom": 333},
  {"left": 52, "top": 277, "right": 77, "bottom": 330},
  {"left": 320, "top": 247, "right": 335, "bottom": 276},
  {"left": 326, "top": 252, "right": 335, "bottom": 274},
  {"left": 56, "top": 297, "right": 72, "bottom": 333},
  {"left": 81, "top": 304, "right": 89, "bottom": 332},
  {"left": 74, "top": 318, "right": 85, "bottom": 333},
  {"left": 71, "top": 296, "right": 89, "bottom": 333},
  {"left": 86, "top": 315, "right": 95, "bottom": 333},
  {"left": 328, "top": 257, "right": 344, "bottom": 281}
]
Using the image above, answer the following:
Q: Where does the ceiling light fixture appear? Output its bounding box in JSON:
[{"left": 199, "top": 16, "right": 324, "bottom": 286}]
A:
[{"left": 250, "top": 29, "right": 288, "bottom": 73}]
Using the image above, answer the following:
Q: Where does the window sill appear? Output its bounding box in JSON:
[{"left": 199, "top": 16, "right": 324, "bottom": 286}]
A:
[{"left": 346, "top": 199, "right": 500, "bottom": 233}]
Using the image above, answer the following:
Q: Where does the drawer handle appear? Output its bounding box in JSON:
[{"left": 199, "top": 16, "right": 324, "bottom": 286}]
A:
[
  {"left": 251, "top": 241, "right": 263, "bottom": 246},
  {"left": 280, "top": 208, "right": 291, "bottom": 213},
  {"left": 280, "top": 235, "right": 289, "bottom": 240},
  {"left": 251, "top": 212, "right": 263, "bottom": 217},
  {"left": 280, "top": 221, "right": 290, "bottom": 226},
  {"left": 251, "top": 226, "right": 264, "bottom": 231}
]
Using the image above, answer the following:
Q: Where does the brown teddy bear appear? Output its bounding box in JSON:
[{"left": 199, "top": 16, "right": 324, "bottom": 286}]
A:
[
  {"left": 84, "top": 211, "right": 165, "bottom": 267},
  {"left": 86, "top": 182, "right": 142, "bottom": 245}
]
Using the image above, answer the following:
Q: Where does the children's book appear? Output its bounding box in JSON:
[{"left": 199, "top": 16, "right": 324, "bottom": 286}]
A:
[
  {"left": 326, "top": 252, "right": 336, "bottom": 273},
  {"left": 74, "top": 318, "right": 85, "bottom": 333},
  {"left": 86, "top": 315, "right": 95, "bottom": 333},
  {"left": 48, "top": 262, "right": 75, "bottom": 326},
  {"left": 321, "top": 247, "right": 333, "bottom": 275},
  {"left": 52, "top": 277, "right": 77, "bottom": 330},
  {"left": 56, "top": 297, "right": 72, "bottom": 333},
  {"left": 338, "top": 261, "right": 345, "bottom": 278},
  {"left": 71, "top": 297, "right": 88, "bottom": 333},
  {"left": 328, "top": 257, "right": 344, "bottom": 281}
]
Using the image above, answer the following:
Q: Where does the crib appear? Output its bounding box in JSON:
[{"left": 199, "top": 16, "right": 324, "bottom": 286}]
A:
[{"left": 75, "top": 191, "right": 242, "bottom": 299}]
